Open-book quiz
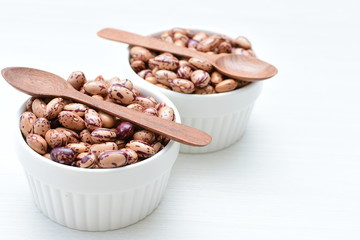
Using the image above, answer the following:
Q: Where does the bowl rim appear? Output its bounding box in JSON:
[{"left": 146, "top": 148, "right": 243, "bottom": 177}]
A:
[{"left": 16, "top": 81, "right": 180, "bottom": 175}]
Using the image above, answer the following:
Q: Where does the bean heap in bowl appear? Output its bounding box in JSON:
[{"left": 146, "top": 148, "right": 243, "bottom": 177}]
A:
[
  {"left": 20, "top": 72, "right": 175, "bottom": 169},
  {"left": 130, "top": 27, "right": 255, "bottom": 94}
]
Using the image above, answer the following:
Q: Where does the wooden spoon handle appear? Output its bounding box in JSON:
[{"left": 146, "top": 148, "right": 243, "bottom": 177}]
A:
[
  {"left": 97, "top": 28, "right": 211, "bottom": 60},
  {"left": 65, "top": 88, "right": 211, "bottom": 146}
]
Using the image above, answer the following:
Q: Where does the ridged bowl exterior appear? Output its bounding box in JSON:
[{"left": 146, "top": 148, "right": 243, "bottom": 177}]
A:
[{"left": 179, "top": 103, "right": 255, "bottom": 153}]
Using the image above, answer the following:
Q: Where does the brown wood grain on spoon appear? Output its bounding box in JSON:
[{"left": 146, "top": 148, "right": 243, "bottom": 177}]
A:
[{"left": 1, "top": 67, "right": 212, "bottom": 147}]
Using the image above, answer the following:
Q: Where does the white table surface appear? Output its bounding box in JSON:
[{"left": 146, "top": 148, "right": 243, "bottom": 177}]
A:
[{"left": 1, "top": 0, "right": 360, "bottom": 239}]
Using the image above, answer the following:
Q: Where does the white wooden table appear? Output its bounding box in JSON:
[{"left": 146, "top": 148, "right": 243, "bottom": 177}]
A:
[{"left": 1, "top": 0, "right": 359, "bottom": 239}]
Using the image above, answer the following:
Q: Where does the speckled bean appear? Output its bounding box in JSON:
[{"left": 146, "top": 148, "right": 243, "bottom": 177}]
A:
[
  {"left": 58, "top": 111, "right": 85, "bottom": 131},
  {"left": 133, "top": 96, "right": 156, "bottom": 108},
  {"left": 63, "top": 103, "right": 88, "bottom": 117},
  {"left": 133, "top": 130, "right": 156, "bottom": 144},
  {"left": 83, "top": 80, "right": 108, "bottom": 96},
  {"left": 138, "top": 69, "right": 153, "bottom": 79},
  {"left": 169, "top": 78, "right": 195, "bottom": 94},
  {"left": 67, "top": 71, "right": 86, "bottom": 90},
  {"left": 173, "top": 32, "right": 189, "bottom": 42},
  {"left": 98, "top": 150, "right": 128, "bottom": 168},
  {"left": 174, "top": 40, "right": 186, "bottom": 47},
  {"left": 75, "top": 152, "right": 97, "bottom": 168},
  {"left": 215, "top": 79, "right": 238, "bottom": 93},
  {"left": 98, "top": 111, "right": 116, "bottom": 128},
  {"left": 143, "top": 107, "right": 158, "bottom": 116},
  {"left": 33, "top": 117, "right": 50, "bottom": 137},
  {"left": 196, "top": 36, "right": 220, "bottom": 52},
  {"left": 192, "top": 32, "right": 208, "bottom": 42},
  {"left": 155, "top": 70, "right": 178, "bottom": 86},
  {"left": 177, "top": 65, "right": 193, "bottom": 79},
  {"left": 44, "top": 98, "right": 64, "bottom": 119},
  {"left": 56, "top": 127, "right": 80, "bottom": 143},
  {"left": 116, "top": 122, "right": 135, "bottom": 140},
  {"left": 211, "top": 71, "right": 223, "bottom": 84},
  {"left": 145, "top": 76, "right": 158, "bottom": 84},
  {"left": 127, "top": 103, "right": 144, "bottom": 112},
  {"left": 25, "top": 97, "right": 34, "bottom": 112},
  {"left": 45, "top": 129, "right": 68, "bottom": 149},
  {"left": 84, "top": 109, "right": 102, "bottom": 131},
  {"left": 158, "top": 106, "right": 175, "bottom": 121},
  {"left": 150, "top": 54, "right": 179, "bottom": 71},
  {"left": 120, "top": 148, "right": 138, "bottom": 164},
  {"left": 179, "top": 60, "right": 193, "bottom": 68},
  {"left": 195, "top": 85, "right": 216, "bottom": 94},
  {"left": 191, "top": 70, "right": 210, "bottom": 88},
  {"left": 26, "top": 134, "right": 48, "bottom": 155},
  {"left": 218, "top": 41, "right": 232, "bottom": 53},
  {"left": 188, "top": 58, "right": 213, "bottom": 72},
  {"left": 32, "top": 98, "right": 47, "bottom": 118},
  {"left": 108, "top": 84, "right": 136, "bottom": 105},
  {"left": 234, "top": 36, "right": 252, "bottom": 49},
  {"left": 130, "top": 46, "right": 153, "bottom": 62},
  {"left": 119, "top": 79, "right": 134, "bottom": 90},
  {"left": 80, "top": 129, "right": 92, "bottom": 144},
  {"left": 131, "top": 60, "right": 146, "bottom": 72},
  {"left": 20, "top": 112, "right": 36, "bottom": 137},
  {"left": 126, "top": 140, "right": 156, "bottom": 155},
  {"left": 50, "top": 147, "right": 75, "bottom": 165},
  {"left": 90, "top": 128, "right": 117, "bottom": 143},
  {"left": 66, "top": 142, "right": 91, "bottom": 155},
  {"left": 90, "top": 142, "right": 118, "bottom": 157}
]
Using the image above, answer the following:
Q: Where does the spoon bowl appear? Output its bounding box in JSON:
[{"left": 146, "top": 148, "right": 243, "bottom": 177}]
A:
[
  {"left": 1, "top": 67, "right": 212, "bottom": 146},
  {"left": 212, "top": 54, "right": 278, "bottom": 81},
  {"left": 97, "top": 28, "right": 278, "bottom": 81}
]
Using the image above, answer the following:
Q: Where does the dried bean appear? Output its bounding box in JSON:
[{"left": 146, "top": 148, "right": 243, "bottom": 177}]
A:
[
  {"left": 75, "top": 152, "right": 97, "bottom": 168},
  {"left": 108, "top": 84, "right": 136, "bottom": 105},
  {"left": 45, "top": 129, "right": 68, "bottom": 149},
  {"left": 26, "top": 134, "right": 48, "bottom": 155},
  {"left": 191, "top": 70, "right": 210, "bottom": 88},
  {"left": 67, "top": 71, "right": 86, "bottom": 90},
  {"left": 33, "top": 117, "right": 50, "bottom": 137},
  {"left": 32, "top": 98, "right": 47, "bottom": 118},
  {"left": 215, "top": 79, "right": 238, "bottom": 93},
  {"left": 50, "top": 147, "right": 75, "bottom": 165},
  {"left": 98, "top": 150, "right": 128, "bottom": 168},
  {"left": 84, "top": 109, "right": 102, "bottom": 131},
  {"left": 20, "top": 112, "right": 36, "bottom": 137},
  {"left": 90, "top": 128, "right": 117, "bottom": 143},
  {"left": 58, "top": 111, "right": 85, "bottom": 131}
]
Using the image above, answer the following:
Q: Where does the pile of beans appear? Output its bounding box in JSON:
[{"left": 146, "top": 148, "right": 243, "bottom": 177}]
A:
[
  {"left": 20, "top": 71, "right": 175, "bottom": 169},
  {"left": 130, "top": 27, "right": 255, "bottom": 94}
]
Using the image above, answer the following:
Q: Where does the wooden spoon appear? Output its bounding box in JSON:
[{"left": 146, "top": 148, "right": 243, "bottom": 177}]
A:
[
  {"left": 2, "top": 67, "right": 211, "bottom": 146},
  {"left": 97, "top": 28, "right": 278, "bottom": 81}
]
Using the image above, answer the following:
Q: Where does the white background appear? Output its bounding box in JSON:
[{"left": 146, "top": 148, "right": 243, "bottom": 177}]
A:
[{"left": 1, "top": 0, "right": 360, "bottom": 239}]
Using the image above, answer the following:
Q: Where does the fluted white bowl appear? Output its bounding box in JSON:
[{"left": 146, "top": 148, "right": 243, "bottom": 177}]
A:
[
  {"left": 120, "top": 29, "right": 263, "bottom": 153},
  {"left": 15, "top": 82, "right": 180, "bottom": 231}
]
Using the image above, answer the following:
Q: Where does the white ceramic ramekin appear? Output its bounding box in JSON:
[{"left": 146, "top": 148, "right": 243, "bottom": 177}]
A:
[
  {"left": 121, "top": 36, "right": 263, "bottom": 153},
  {"left": 15, "top": 83, "right": 180, "bottom": 231}
]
